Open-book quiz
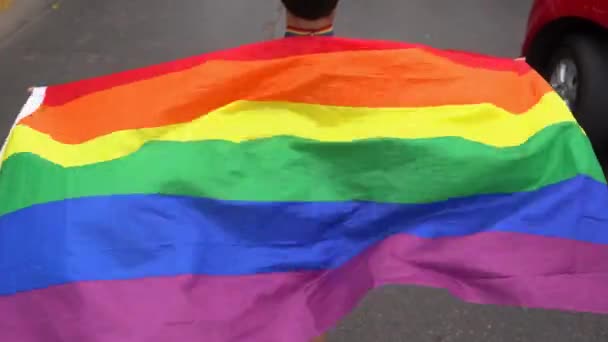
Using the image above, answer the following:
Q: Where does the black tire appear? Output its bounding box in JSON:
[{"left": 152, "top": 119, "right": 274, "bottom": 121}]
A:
[{"left": 542, "top": 34, "right": 608, "bottom": 169}]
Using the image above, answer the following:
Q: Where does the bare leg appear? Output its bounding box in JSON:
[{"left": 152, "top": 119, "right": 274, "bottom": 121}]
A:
[{"left": 311, "top": 335, "right": 327, "bottom": 342}]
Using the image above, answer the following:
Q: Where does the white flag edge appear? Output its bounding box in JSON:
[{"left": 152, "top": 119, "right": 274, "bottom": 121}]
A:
[{"left": 0, "top": 86, "right": 47, "bottom": 171}]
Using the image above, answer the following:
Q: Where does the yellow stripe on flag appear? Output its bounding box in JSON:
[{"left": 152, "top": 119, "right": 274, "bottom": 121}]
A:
[{"left": 4, "top": 92, "right": 574, "bottom": 167}]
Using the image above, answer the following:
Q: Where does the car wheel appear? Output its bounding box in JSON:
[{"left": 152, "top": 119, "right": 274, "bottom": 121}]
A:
[{"left": 543, "top": 34, "right": 608, "bottom": 168}]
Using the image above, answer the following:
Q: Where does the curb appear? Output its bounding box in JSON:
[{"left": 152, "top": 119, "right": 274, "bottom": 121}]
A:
[{"left": 0, "top": 0, "right": 55, "bottom": 42}]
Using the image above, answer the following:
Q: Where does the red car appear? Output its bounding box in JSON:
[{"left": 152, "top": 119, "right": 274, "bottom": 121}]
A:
[{"left": 523, "top": 0, "right": 608, "bottom": 165}]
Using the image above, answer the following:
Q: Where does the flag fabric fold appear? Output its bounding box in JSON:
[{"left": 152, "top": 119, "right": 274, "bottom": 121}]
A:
[{"left": 1, "top": 37, "right": 607, "bottom": 342}]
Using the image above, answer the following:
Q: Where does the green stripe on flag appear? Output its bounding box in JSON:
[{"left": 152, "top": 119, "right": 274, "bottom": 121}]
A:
[{"left": 0, "top": 122, "right": 603, "bottom": 216}]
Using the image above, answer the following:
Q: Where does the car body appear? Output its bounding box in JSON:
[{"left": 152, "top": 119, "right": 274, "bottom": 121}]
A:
[
  {"left": 522, "top": 0, "right": 608, "bottom": 169},
  {"left": 523, "top": 0, "right": 608, "bottom": 59}
]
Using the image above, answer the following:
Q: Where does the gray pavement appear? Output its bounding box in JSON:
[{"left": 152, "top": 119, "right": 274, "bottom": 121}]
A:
[
  {"left": 1, "top": 1, "right": 607, "bottom": 341},
  {"left": 0, "top": 0, "right": 54, "bottom": 41}
]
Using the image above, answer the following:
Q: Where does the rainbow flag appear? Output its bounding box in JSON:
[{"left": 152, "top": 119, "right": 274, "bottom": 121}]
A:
[{"left": 1, "top": 37, "right": 607, "bottom": 342}]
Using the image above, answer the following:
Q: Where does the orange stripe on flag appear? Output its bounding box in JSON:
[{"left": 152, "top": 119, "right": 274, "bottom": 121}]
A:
[
  {"left": 42, "top": 38, "right": 533, "bottom": 106},
  {"left": 22, "top": 49, "right": 551, "bottom": 144}
]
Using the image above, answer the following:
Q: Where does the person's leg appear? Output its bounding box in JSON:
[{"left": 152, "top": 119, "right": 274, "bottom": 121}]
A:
[
  {"left": 282, "top": 0, "right": 338, "bottom": 37},
  {"left": 311, "top": 334, "right": 327, "bottom": 342}
]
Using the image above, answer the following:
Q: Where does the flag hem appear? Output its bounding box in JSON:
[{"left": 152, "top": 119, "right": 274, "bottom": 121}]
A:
[{"left": 0, "top": 86, "right": 46, "bottom": 170}]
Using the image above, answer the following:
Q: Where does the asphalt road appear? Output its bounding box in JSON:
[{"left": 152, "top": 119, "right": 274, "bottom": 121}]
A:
[{"left": 1, "top": 1, "right": 607, "bottom": 341}]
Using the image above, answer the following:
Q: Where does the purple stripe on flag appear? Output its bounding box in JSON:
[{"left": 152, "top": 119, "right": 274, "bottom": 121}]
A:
[{"left": 2, "top": 231, "right": 607, "bottom": 342}]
